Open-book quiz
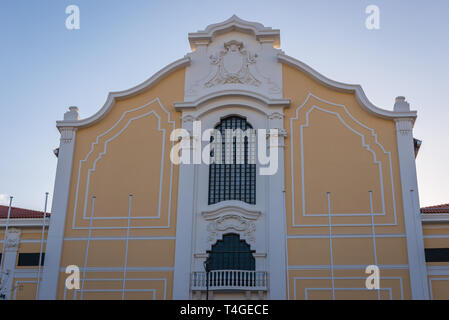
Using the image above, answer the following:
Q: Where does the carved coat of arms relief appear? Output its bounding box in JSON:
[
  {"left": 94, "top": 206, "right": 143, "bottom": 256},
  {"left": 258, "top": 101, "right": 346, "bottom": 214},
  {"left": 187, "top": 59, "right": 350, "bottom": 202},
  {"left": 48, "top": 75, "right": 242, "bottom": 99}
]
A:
[{"left": 205, "top": 40, "right": 261, "bottom": 88}]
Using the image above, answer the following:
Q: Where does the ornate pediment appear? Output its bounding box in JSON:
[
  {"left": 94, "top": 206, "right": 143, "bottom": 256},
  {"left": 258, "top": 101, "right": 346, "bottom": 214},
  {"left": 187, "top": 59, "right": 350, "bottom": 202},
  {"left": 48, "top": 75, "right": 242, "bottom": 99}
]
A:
[
  {"left": 202, "top": 205, "right": 261, "bottom": 244},
  {"left": 188, "top": 15, "right": 280, "bottom": 50},
  {"left": 184, "top": 16, "right": 283, "bottom": 102}
]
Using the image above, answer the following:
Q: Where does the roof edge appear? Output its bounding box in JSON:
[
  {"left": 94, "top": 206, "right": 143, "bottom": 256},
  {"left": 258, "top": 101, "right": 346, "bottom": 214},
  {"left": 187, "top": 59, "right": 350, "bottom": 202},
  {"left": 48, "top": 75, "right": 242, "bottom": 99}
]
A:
[
  {"left": 188, "top": 15, "right": 280, "bottom": 50},
  {"left": 278, "top": 53, "right": 418, "bottom": 121},
  {"left": 57, "top": 56, "right": 191, "bottom": 129}
]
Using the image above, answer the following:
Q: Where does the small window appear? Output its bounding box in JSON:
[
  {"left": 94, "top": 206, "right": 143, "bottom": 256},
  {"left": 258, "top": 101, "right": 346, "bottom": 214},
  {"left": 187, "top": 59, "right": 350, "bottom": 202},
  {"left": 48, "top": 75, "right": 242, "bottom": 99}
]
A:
[
  {"left": 17, "top": 253, "right": 45, "bottom": 266},
  {"left": 425, "top": 248, "right": 449, "bottom": 262}
]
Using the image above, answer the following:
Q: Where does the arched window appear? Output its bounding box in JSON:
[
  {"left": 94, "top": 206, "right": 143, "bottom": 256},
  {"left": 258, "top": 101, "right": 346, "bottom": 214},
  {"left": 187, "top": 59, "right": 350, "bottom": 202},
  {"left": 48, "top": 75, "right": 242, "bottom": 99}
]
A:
[
  {"left": 208, "top": 116, "right": 256, "bottom": 205},
  {"left": 207, "top": 233, "right": 255, "bottom": 271}
]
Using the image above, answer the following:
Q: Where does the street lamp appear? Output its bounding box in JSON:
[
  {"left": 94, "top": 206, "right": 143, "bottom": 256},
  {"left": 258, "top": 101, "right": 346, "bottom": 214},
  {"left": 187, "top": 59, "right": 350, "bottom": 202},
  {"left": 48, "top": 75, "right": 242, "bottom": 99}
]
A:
[{"left": 203, "top": 256, "right": 211, "bottom": 300}]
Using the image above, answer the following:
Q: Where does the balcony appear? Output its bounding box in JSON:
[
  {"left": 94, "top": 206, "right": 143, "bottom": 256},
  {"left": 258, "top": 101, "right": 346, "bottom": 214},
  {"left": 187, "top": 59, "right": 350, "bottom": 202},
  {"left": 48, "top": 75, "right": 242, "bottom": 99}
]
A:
[{"left": 191, "top": 270, "right": 267, "bottom": 291}]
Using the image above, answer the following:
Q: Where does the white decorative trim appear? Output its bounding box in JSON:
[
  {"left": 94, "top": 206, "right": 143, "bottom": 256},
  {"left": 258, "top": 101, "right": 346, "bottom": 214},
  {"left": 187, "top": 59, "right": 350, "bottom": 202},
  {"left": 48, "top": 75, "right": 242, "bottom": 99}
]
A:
[
  {"left": 59, "top": 127, "right": 76, "bottom": 143},
  {"left": 175, "top": 89, "right": 290, "bottom": 110},
  {"left": 395, "top": 118, "right": 414, "bottom": 136},
  {"left": 292, "top": 276, "right": 404, "bottom": 300},
  {"left": 428, "top": 277, "right": 449, "bottom": 300},
  {"left": 13, "top": 280, "right": 38, "bottom": 300},
  {"left": 0, "top": 219, "right": 49, "bottom": 228},
  {"left": 202, "top": 205, "right": 261, "bottom": 220},
  {"left": 39, "top": 124, "right": 77, "bottom": 300},
  {"left": 427, "top": 266, "right": 449, "bottom": 276},
  {"left": 64, "top": 278, "right": 167, "bottom": 300},
  {"left": 63, "top": 107, "right": 80, "bottom": 121},
  {"left": 202, "top": 205, "right": 261, "bottom": 245},
  {"left": 205, "top": 40, "right": 261, "bottom": 88},
  {"left": 394, "top": 116, "right": 429, "bottom": 299},
  {"left": 0, "top": 228, "right": 21, "bottom": 300},
  {"left": 174, "top": 97, "right": 280, "bottom": 299},
  {"left": 278, "top": 54, "right": 418, "bottom": 120},
  {"left": 188, "top": 15, "right": 280, "bottom": 50},
  {"left": 304, "top": 287, "right": 393, "bottom": 300},
  {"left": 421, "top": 214, "right": 449, "bottom": 223},
  {"left": 56, "top": 57, "right": 190, "bottom": 129},
  {"left": 71, "top": 98, "right": 174, "bottom": 230},
  {"left": 4, "top": 229, "right": 20, "bottom": 251},
  {"left": 206, "top": 215, "right": 257, "bottom": 244},
  {"left": 268, "top": 111, "right": 284, "bottom": 120},
  {"left": 289, "top": 93, "right": 398, "bottom": 226},
  {"left": 287, "top": 233, "right": 407, "bottom": 239},
  {"left": 63, "top": 236, "right": 176, "bottom": 241},
  {"left": 181, "top": 114, "right": 196, "bottom": 123}
]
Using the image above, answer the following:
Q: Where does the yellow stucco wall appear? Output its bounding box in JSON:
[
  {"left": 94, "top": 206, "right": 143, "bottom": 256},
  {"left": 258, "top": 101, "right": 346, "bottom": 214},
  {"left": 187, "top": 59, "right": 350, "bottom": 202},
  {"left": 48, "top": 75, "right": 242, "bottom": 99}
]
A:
[
  {"left": 422, "top": 222, "right": 449, "bottom": 299},
  {"left": 282, "top": 63, "right": 411, "bottom": 299},
  {"left": 55, "top": 67, "right": 186, "bottom": 300},
  {"left": 0, "top": 227, "right": 48, "bottom": 300},
  {"left": 4, "top": 60, "right": 447, "bottom": 300}
]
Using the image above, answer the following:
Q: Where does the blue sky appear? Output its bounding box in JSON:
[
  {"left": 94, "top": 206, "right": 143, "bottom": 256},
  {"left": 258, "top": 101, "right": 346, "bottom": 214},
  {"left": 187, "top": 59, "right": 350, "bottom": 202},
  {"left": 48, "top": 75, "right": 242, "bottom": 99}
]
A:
[{"left": 0, "top": 0, "right": 448, "bottom": 211}]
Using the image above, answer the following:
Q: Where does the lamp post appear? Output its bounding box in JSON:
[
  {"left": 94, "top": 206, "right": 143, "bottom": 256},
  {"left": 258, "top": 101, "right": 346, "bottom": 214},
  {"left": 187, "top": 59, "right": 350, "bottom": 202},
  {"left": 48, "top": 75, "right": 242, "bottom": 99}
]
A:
[{"left": 203, "top": 256, "right": 211, "bottom": 300}]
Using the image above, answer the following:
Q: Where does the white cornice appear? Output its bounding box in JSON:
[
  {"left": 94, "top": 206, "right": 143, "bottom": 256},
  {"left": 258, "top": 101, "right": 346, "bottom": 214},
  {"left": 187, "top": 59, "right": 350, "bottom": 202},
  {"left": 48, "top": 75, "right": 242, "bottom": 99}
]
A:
[
  {"left": 278, "top": 53, "right": 418, "bottom": 121},
  {"left": 201, "top": 204, "right": 262, "bottom": 221},
  {"left": 175, "top": 89, "right": 290, "bottom": 110},
  {"left": 0, "top": 218, "right": 49, "bottom": 227},
  {"left": 188, "top": 15, "right": 280, "bottom": 50},
  {"left": 421, "top": 214, "right": 449, "bottom": 223},
  {"left": 56, "top": 57, "right": 191, "bottom": 129}
]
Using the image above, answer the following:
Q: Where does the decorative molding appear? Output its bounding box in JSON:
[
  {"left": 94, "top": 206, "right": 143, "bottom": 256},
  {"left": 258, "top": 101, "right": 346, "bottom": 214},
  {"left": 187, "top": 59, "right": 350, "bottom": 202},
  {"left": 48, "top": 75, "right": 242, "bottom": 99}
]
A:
[
  {"left": 175, "top": 90, "right": 290, "bottom": 110},
  {"left": 185, "top": 16, "right": 283, "bottom": 101},
  {"left": 59, "top": 127, "right": 76, "bottom": 144},
  {"left": 202, "top": 205, "right": 261, "bottom": 221},
  {"left": 393, "top": 96, "right": 410, "bottom": 112},
  {"left": 0, "top": 218, "right": 49, "bottom": 228},
  {"left": 278, "top": 53, "right": 418, "bottom": 121},
  {"left": 64, "top": 107, "right": 80, "bottom": 121},
  {"left": 205, "top": 40, "right": 261, "bottom": 88},
  {"left": 181, "top": 114, "right": 196, "bottom": 123},
  {"left": 395, "top": 118, "right": 414, "bottom": 136},
  {"left": 266, "top": 128, "right": 287, "bottom": 139},
  {"left": 71, "top": 98, "right": 174, "bottom": 229},
  {"left": 5, "top": 228, "right": 20, "bottom": 251},
  {"left": 421, "top": 214, "right": 449, "bottom": 223},
  {"left": 289, "top": 93, "right": 397, "bottom": 223},
  {"left": 202, "top": 205, "right": 261, "bottom": 245},
  {"left": 206, "top": 214, "right": 256, "bottom": 243},
  {"left": 188, "top": 15, "right": 280, "bottom": 50},
  {"left": 268, "top": 112, "right": 284, "bottom": 120}
]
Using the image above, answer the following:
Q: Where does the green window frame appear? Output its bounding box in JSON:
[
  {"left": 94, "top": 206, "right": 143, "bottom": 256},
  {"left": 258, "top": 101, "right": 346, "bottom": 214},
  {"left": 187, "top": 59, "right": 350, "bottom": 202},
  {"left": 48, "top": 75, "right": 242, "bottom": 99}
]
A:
[{"left": 207, "top": 233, "right": 255, "bottom": 271}]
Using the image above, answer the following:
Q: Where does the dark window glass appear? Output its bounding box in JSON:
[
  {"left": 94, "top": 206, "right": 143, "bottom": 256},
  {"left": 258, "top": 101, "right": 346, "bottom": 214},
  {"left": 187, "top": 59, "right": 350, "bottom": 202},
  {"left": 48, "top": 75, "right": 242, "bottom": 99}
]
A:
[
  {"left": 17, "top": 253, "right": 45, "bottom": 266},
  {"left": 425, "top": 248, "right": 449, "bottom": 262},
  {"left": 208, "top": 116, "right": 256, "bottom": 205},
  {"left": 207, "top": 233, "right": 255, "bottom": 271}
]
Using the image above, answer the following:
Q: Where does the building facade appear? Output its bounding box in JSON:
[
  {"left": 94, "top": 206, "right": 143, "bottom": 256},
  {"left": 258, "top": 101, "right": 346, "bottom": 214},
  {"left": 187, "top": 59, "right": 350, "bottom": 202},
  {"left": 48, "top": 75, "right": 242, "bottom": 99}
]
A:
[{"left": 2, "top": 16, "right": 448, "bottom": 300}]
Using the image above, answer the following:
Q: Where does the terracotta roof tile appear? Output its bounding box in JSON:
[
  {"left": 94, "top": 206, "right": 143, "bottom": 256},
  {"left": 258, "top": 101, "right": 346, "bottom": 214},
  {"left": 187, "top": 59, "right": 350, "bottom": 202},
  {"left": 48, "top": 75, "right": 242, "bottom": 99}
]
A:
[
  {"left": 0, "top": 205, "right": 50, "bottom": 219},
  {"left": 421, "top": 203, "right": 449, "bottom": 214}
]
